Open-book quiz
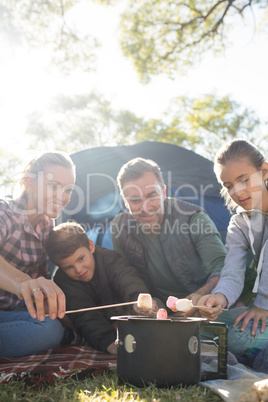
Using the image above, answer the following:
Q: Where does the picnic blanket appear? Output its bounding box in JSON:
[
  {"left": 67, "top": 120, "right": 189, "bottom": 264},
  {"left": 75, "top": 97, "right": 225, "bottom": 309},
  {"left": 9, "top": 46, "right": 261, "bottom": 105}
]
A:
[
  {"left": 200, "top": 345, "right": 268, "bottom": 401},
  {"left": 0, "top": 345, "right": 117, "bottom": 386},
  {"left": 1, "top": 344, "right": 268, "bottom": 401}
]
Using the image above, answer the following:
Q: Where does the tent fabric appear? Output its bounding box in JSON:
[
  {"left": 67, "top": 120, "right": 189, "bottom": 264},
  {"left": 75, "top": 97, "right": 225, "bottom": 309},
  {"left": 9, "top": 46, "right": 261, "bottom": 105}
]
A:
[{"left": 60, "top": 142, "right": 231, "bottom": 245}]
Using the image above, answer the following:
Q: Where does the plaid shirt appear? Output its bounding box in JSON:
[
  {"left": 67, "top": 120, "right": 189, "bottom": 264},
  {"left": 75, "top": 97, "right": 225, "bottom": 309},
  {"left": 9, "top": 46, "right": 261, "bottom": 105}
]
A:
[{"left": 0, "top": 196, "right": 53, "bottom": 310}]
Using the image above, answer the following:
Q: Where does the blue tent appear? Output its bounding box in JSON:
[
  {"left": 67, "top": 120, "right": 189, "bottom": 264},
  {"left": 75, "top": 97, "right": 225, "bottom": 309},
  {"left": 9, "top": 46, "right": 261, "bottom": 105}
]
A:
[{"left": 60, "top": 142, "right": 231, "bottom": 248}]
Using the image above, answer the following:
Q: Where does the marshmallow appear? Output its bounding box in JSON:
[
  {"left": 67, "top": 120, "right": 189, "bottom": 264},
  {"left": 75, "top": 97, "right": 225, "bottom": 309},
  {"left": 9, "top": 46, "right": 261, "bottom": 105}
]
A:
[
  {"left": 137, "top": 293, "right": 152, "bottom": 309},
  {"left": 175, "top": 298, "right": 193, "bottom": 312},
  {"left": 166, "top": 296, "right": 179, "bottom": 312},
  {"left": 156, "top": 309, "right": 168, "bottom": 320}
]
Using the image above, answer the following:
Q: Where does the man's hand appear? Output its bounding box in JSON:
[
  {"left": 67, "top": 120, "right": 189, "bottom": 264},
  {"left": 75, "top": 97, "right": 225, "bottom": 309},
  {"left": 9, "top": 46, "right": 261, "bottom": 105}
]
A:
[
  {"left": 17, "top": 277, "right": 66, "bottom": 322},
  {"left": 233, "top": 305, "right": 268, "bottom": 336},
  {"left": 197, "top": 293, "right": 227, "bottom": 321},
  {"left": 182, "top": 292, "right": 203, "bottom": 317}
]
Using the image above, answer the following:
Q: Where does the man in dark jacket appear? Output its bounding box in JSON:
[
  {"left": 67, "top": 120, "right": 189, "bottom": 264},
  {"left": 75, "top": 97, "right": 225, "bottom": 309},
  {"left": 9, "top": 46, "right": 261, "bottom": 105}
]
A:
[
  {"left": 111, "top": 157, "right": 227, "bottom": 315},
  {"left": 45, "top": 222, "right": 157, "bottom": 354}
]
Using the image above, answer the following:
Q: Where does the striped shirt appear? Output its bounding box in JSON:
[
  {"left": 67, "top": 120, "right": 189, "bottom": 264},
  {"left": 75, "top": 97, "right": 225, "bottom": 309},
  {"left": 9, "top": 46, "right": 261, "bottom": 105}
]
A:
[{"left": 0, "top": 195, "right": 53, "bottom": 310}]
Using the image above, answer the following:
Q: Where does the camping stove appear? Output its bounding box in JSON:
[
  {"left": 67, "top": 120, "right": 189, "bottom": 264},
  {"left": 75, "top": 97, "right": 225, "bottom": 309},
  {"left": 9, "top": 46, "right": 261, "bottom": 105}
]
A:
[{"left": 111, "top": 315, "right": 228, "bottom": 387}]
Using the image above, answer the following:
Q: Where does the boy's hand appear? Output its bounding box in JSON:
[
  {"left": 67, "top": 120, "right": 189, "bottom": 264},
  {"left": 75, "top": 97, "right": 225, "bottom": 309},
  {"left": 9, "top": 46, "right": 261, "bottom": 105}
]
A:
[
  {"left": 233, "top": 305, "right": 268, "bottom": 336},
  {"left": 106, "top": 342, "right": 117, "bottom": 355},
  {"left": 198, "top": 293, "right": 227, "bottom": 321},
  {"left": 133, "top": 298, "right": 158, "bottom": 317}
]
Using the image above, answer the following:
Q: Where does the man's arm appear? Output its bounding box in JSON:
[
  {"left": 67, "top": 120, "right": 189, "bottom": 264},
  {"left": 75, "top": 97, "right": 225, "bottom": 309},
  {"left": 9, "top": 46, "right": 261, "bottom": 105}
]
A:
[
  {"left": 186, "top": 276, "right": 220, "bottom": 312},
  {"left": 0, "top": 255, "right": 65, "bottom": 321},
  {"left": 185, "top": 212, "right": 226, "bottom": 313}
]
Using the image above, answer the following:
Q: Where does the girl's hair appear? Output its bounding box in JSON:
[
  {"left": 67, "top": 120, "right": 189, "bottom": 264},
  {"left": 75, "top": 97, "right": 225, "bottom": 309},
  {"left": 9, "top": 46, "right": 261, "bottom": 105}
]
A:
[
  {"left": 117, "top": 157, "right": 165, "bottom": 194},
  {"left": 45, "top": 222, "right": 89, "bottom": 265},
  {"left": 20, "top": 151, "right": 76, "bottom": 193},
  {"left": 214, "top": 139, "right": 266, "bottom": 210}
]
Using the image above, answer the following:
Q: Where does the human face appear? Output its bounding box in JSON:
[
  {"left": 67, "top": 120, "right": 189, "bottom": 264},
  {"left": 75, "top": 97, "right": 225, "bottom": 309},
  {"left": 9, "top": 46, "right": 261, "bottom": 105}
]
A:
[
  {"left": 29, "top": 164, "right": 75, "bottom": 220},
  {"left": 220, "top": 157, "right": 268, "bottom": 212},
  {"left": 59, "top": 241, "right": 95, "bottom": 282},
  {"left": 122, "top": 171, "right": 166, "bottom": 233}
]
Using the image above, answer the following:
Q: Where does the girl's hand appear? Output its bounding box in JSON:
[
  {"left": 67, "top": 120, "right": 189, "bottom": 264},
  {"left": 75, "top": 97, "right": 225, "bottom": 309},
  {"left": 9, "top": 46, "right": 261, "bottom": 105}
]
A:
[
  {"left": 233, "top": 305, "right": 268, "bottom": 336},
  {"left": 17, "top": 277, "right": 66, "bottom": 322},
  {"left": 197, "top": 293, "right": 227, "bottom": 321}
]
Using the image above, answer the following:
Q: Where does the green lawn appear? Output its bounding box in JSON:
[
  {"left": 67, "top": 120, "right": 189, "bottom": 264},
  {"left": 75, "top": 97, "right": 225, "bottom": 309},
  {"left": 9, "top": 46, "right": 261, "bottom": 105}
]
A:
[{"left": 0, "top": 369, "right": 222, "bottom": 401}]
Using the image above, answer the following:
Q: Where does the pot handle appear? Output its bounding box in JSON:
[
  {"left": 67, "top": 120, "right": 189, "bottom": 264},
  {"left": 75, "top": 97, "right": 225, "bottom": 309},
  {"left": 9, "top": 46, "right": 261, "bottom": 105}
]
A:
[{"left": 200, "top": 321, "right": 228, "bottom": 381}]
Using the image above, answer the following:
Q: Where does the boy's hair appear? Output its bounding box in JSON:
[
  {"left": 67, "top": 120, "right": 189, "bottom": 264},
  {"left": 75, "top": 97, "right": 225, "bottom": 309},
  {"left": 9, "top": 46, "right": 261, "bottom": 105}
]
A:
[
  {"left": 45, "top": 222, "right": 90, "bottom": 265},
  {"left": 214, "top": 139, "right": 266, "bottom": 210},
  {"left": 117, "top": 157, "right": 165, "bottom": 194}
]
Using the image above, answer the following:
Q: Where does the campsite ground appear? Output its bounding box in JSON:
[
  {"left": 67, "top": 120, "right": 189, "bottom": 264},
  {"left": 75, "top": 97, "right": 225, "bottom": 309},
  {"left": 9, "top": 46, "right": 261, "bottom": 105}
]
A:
[{"left": 0, "top": 369, "right": 222, "bottom": 401}]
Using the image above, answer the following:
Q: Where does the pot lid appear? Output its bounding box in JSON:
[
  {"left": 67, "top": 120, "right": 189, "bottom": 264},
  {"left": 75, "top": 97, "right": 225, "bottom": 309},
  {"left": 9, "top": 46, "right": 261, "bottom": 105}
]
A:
[{"left": 111, "top": 315, "right": 208, "bottom": 323}]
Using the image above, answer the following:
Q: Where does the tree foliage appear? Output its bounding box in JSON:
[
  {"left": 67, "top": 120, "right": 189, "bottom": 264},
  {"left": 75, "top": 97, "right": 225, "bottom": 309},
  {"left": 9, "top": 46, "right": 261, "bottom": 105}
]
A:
[
  {"left": 0, "top": 149, "right": 25, "bottom": 199},
  {"left": 26, "top": 92, "right": 145, "bottom": 152},
  {"left": 137, "top": 94, "right": 267, "bottom": 159},
  {"left": 118, "top": 0, "right": 268, "bottom": 81},
  {"left": 26, "top": 92, "right": 267, "bottom": 159},
  {"left": 0, "top": 0, "right": 98, "bottom": 73}
]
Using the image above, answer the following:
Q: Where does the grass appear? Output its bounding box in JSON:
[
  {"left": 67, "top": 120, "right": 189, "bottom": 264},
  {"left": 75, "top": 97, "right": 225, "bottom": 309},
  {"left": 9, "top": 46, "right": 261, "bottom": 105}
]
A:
[{"left": 0, "top": 369, "right": 222, "bottom": 401}]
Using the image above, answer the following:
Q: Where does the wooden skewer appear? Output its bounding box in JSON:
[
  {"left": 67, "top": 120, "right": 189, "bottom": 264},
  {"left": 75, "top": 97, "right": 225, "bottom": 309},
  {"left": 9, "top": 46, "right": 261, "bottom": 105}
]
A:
[
  {"left": 45, "top": 300, "right": 138, "bottom": 316},
  {"left": 193, "top": 305, "right": 228, "bottom": 311}
]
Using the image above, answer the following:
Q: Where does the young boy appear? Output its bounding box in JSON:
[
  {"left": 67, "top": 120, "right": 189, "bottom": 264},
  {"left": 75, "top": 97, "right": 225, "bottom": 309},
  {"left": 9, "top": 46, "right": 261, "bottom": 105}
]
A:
[{"left": 45, "top": 222, "right": 157, "bottom": 354}]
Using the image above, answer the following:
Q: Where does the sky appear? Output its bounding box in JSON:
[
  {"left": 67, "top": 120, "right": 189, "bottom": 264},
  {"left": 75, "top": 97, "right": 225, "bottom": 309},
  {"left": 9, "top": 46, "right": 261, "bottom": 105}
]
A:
[{"left": 0, "top": 1, "right": 267, "bottom": 157}]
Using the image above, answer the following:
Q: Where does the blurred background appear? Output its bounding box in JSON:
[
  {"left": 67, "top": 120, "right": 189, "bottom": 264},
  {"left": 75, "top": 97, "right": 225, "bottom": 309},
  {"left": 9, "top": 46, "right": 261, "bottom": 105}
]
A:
[{"left": 0, "top": 0, "right": 267, "bottom": 197}]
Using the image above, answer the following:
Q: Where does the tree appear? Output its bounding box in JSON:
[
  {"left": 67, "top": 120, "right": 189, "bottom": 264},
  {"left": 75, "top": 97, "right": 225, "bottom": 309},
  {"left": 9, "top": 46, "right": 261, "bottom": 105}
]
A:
[
  {"left": 26, "top": 92, "right": 146, "bottom": 152},
  {"left": 26, "top": 92, "right": 266, "bottom": 159},
  {"left": 0, "top": 0, "right": 98, "bottom": 73},
  {"left": 113, "top": 0, "right": 268, "bottom": 81},
  {"left": 137, "top": 94, "right": 268, "bottom": 159},
  {"left": 0, "top": 148, "right": 25, "bottom": 199}
]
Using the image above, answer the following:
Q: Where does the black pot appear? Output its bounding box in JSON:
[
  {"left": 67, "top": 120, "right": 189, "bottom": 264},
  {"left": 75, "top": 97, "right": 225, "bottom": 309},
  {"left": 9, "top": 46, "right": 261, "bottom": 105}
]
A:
[{"left": 112, "top": 316, "right": 228, "bottom": 387}]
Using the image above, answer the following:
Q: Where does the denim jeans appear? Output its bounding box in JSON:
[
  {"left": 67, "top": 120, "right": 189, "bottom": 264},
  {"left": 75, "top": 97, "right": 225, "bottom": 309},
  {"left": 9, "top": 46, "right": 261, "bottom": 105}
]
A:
[
  {"left": 0, "top": 306, "right": 64, "bottom": 357},
  {"left": 217, "top": 306, "right": 268, "bottom": 355}
]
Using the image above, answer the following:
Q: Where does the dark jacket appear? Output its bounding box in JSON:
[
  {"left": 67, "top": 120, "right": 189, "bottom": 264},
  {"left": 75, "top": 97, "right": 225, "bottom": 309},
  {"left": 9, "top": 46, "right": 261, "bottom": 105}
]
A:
[{"left": 54, "top": 245, "right": 149, "bottom": 352}]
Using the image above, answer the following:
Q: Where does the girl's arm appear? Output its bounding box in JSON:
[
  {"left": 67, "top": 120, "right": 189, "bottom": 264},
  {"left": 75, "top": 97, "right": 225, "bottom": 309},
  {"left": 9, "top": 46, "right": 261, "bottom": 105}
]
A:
[
  {"left": 0, "top": 255, "right": 65, "bottom": 321},
  {"left": 211, "top": 216, "right": 249, "bottom": 308},
  {"left": 234, "top": 239, "right": 268, "bottom": 335}
]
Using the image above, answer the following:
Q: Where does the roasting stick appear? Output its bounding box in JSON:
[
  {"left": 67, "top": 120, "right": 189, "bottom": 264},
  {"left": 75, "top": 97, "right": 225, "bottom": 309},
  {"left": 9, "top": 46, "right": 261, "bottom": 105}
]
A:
[
  {"left": 193, "top": 305, "right": 228, "bottom": 311},
  {"left": 166, "top": 297, "right": 228, "bottom": 312},
  {"left": 45, "top": 293, "right": 153, "bottom": 316},
  {"left": 45, "top": 301, "right": 138, "bottom": 316},
  {"left": 64, "top": 301, "right": 138, "bottom": 315}
]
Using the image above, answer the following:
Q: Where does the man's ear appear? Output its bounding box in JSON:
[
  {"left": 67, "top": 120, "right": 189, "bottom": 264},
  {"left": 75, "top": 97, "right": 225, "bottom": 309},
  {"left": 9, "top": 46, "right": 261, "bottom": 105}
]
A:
[
  {"left": 163, "top": 185, "right": 167, "bottom": 200},
  {"left": 262, "top": 162, "right": 268, "bottom": 180},
  {"left": 123, "top": 196, "right": 130, "bottom": 210},
  {"left": 88, "top": 239, "right": 95, "bottom": 253}
]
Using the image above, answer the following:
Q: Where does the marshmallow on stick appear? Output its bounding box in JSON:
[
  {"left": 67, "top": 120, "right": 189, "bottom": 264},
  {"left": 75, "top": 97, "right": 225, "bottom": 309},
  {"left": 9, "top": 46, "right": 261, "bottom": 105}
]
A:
[
  {"left": 166, "top": 296, "right": 179, "bottom": 312},
  {"left": 175, "top": 298, "right": 193, "bottom": 312},
  {"left": 137, "top": 293, "right": 153, "bottom": 309},
  {"left": 166, "top": 295, "right": 228, "bottom": 314},
  {"left": 157, "top": 308, "right": 168, "bottom": 320},
  {"left": 166, "top": 296, "right": 193, "bottom": 312}
]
